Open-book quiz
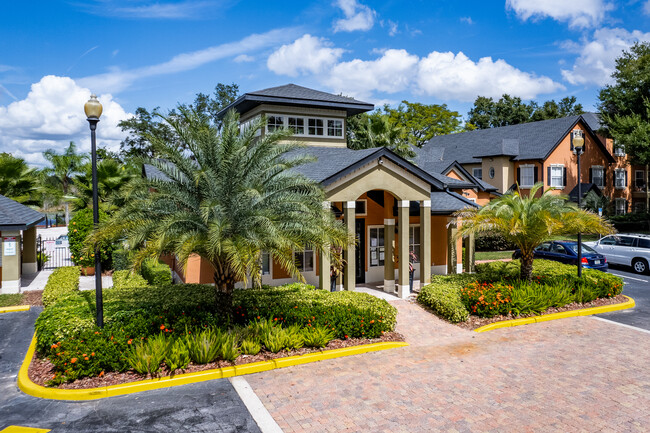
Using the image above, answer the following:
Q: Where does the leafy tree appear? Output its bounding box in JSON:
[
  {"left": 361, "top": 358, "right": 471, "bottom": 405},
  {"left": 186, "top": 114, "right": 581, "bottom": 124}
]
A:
[
  {"left": 92, "top": 109, "right": 350, "bottom": 313},
  {"left": 0, "top": 153, "right": 40, "bottom": 206},
  {"left": 42, "top": 141, "right": 88, "bottom": 224},
  {"left": 598, "top": 42, "right": 650, "bottom": 210},
  {"left": 118, "top": 83, "right": 239, "bottom": 160},
  {"left": 455, "top": 183, "right": 614, "bottom": 282},
  {"left": 385, "top": 101, "right": 463, "bottom": 147},
  {"left": 531, "top": 97, "right": 584, "bottom": 122},
  {"left": 347, "top": 112, "right": 415, "bottom": 159},
  {"left": 72, "top": 159, "right": 137, "bottom": 212}
]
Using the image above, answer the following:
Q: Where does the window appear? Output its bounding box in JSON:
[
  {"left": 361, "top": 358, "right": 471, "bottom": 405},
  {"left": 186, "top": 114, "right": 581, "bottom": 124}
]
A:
[
  {"left": 287, "top": 117, "right": 304, "bottom": 135},
  {"left": 473, "top": 168, "right": 482, "bottom": 180},
  {"left": 294, "top": 246, "right": 314, "bottom": 272},
  {"left": 240, "top": 116, "right": 262, "bottom": 136},
  {"left": 489, "top": 167, "right": 495, "bottom": 179},
  {"left": 535, "top": 242, "right": 551, "bottom": 252},
  {"left": 519, "top": 165, "right": 535, "bottom": 188},
  {"left": 551, "top": 243, "right": 567, "bottom": 254},
  {"left": 615, "top": 198, "right": 627, "bottom": 215},
  {"left": 634, "top": 202, "right": 647, "bottom": 213},
  {"left": 635, "top": 170, "right": 645, "bottom": 189},
  {"left": 591, "top": 166, "right": 604, "bottom": 187},
  {"left": 600, "top": 236, "right": 616, "bottom": 245},
  {"left": 308, "top": 118, "right": 324, "bottom": 136},
  {"left": 615, "top": 169, "right": 626, "bottom": 189},
  {"left": 267, "top": 115, "right": 284, "bottom": 132},
  {"left": 369, "top": 227, "right": 385, "bottom": 267},
  {"left": 327, "top": 119, "right": 343, "bottom": 137},
  {"left": 638, "top": 238, "right": 650, "bottom": 249},
  {"left": 261, "top": 252, "right": 270, "bottom": 275},
  {"left": 355, "top": 199, "right": 367, "bottom": 216},
  {"left": 614, "top": 144, "right": 626, "bottom": 156},
  {"left": 615, "top": 235, "right": 634, "bottom": 246},
  {"left": 409, "top": 226, "right": 420, "bottom": 263},
  {"left": 550, "top": 165, "right": 564, "bottom": 188}
]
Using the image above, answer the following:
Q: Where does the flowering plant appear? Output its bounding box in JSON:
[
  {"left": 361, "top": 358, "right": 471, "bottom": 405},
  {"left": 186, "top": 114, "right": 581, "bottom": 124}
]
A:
[{"left": 460, "top": 281, "right": 513, "bottom": 318}]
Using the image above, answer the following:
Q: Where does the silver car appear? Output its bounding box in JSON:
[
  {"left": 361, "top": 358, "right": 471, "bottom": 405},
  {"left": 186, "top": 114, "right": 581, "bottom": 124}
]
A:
[{"left": 586, "top": 234, "right": 650, "bottom": 274}]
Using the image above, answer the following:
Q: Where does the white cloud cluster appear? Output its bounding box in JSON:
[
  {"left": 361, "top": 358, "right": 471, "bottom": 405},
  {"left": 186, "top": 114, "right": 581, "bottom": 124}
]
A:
[
  {"left": 267, "top": 35, "right": 564, "bottom": 102},
  {"left": 267, "top": 35, "right": 344, "bottom": 77},
  {"left": 561, "top": 28, "right": 650, "bottom": 86},
  {"left": 506, "top": 0, "right": 613, "bottom": 28},
  {"left": 333, "top": 0, "right": 376, "bottom": 32},
  {"left": 0, "top": 76, "right": 130, "bottom": 166},
  {"left": 644, "top": 0, "right": 650, "bottom": 15}
]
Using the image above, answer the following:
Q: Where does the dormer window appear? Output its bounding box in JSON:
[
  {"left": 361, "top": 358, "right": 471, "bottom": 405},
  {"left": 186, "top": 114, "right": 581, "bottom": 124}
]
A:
[
  {"left": 328, "top": 120, "right": 343, "bottom": 137},
  {"left": 613, "top": 140, "right": 626, "bottom": 156},
  {"left": 267, "top": 116, "right": 284, "bottom": 132},
  {"left": 265, "top": 113, "right": 345, "bottom": 138},
  {"left": 308, "top": 118, "right": 324, "bottom": 136},
  {"left": 287, "top": 117, "right": 304, "bottom": 134}
]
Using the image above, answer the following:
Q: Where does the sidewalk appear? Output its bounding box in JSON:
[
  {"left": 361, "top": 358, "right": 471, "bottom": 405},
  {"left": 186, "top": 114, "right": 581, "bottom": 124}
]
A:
[{"left": 247, "top": 300, "right": 650, "bottom": 433}]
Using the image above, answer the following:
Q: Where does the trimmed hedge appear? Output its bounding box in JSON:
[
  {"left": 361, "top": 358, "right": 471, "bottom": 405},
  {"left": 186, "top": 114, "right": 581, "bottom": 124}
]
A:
[
  {"left": 417, "top": 275, "right": 472, "bottom": 323},
  {"left": 141, "top": 259, "right": 172, "bottom": 286},
  {"left": 475, "top": 232, "right": 516, "bottom": 251},
  {"left": 112, "top": 270, "right": 149, "bottom": 290},
  {"left": 112, "top": 249, "right": 132, "bottom": 271},
  {"left": 69, "top": 208, "right": 112, "bottom": 269},
  {"left": 41, "top": 266, "right": 81, "bottom": 308}
]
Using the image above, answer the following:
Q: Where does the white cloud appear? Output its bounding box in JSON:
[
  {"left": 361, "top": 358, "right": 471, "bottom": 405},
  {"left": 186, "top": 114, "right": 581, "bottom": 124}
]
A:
[
  {"left": 561, "top": 28, "right": 650, "bottom": 86},
  {"left": 0, "top": 76, "right": 130, "bottom": 166},
  {"left": 506, "top": 0, "right": 613, "bottom": 28},
  {"left": 78, "top": 28, "right": 298, "bottom": 94},
  {"left": 644, "top": 0, "right": 650, "bottom": 15},
  {"left": 267, "top": 35, "right": 344, "bottom": 77},
  {"left": 81, "top": 0, "right": 219, "bottom": 19},
  {"left": 233, "top": 54, "right": 254, "bottom": 63},
  {"left": 267, "top": 36, "right": 564, "bottom": 102},
  {"left": 460, "top": 16, "right": 474, "bottom": 25},
  {"left": 333, "top": 0, "right": 376, "bottom": 32}
]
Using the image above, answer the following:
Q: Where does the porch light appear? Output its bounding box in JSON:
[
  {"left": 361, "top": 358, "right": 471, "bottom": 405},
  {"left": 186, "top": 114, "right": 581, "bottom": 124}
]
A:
[{"left": 571, "top": 130, "right": 584, "bottom": 151}]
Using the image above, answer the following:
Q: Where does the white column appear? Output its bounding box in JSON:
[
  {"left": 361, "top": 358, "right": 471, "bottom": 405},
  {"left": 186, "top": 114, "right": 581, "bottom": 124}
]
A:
[
  {"left": 383, "top": 218, "right": 395, "bottom": 293},
  {"left": 344, "top": 201, "right": 356, "bottom": 292},
  {"left": 318, "top": 201, "right": 331, "bottom": 291},
  {"left": 397, "top": 200, "right": 410, "bottom": 299},
  {"left": 420, "top": 200, "right": 431, "bottom": 286}
]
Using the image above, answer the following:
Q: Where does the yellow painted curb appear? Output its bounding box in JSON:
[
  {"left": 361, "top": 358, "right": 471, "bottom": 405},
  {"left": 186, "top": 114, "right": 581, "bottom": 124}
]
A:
[
  {"left": 0, "top": 426, "right": 50, "bottom": 433},
  {"left": 474, "top": 295, "right": 635, "bottom": 333},
  {"left": 0, "top": 305, "right": 30, "bottom": 314},
  {"left": 17, "top": 333, "right": 408, "bottom": 401}
]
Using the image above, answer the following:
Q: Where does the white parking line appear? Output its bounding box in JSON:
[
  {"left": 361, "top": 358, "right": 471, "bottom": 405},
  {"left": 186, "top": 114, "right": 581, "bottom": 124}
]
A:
[
  {"left": 609, "top": 273, "right": 648, "bottom": 283},
  {"left": 592, "top": 317, "right": 650, "bottom": 334},
  {"left": 230, "top": 376, "right": 283, "bottom": 433}
]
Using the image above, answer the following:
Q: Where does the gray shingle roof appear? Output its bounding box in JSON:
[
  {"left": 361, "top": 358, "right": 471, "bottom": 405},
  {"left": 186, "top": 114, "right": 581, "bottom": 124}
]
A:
[
  {"left": 0, "top": 194, "right": 44, "bottom": 229},
  {"left": 288, "top": 147, "right": 380, "bottom": 183},
  {"left": 419, "top": 113, "right": 613, "bottom": 164},
  {"left": 430, "top": 191, "right": 479, "bottom": 213},
  {"left": 217, "top": 84, "right": 374, "bottom": 118}
]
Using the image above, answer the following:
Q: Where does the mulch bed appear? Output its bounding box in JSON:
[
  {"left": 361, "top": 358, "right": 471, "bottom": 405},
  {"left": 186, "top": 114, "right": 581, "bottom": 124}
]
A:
[
  {"left": 451, "top": 294, "right": 629, "bottom": 331},
  {"left": 28, "top": 331, "right": 404, "bottom": 390},
  {"left": 22, "top": 290, "right": 43, "bottom": 307}
]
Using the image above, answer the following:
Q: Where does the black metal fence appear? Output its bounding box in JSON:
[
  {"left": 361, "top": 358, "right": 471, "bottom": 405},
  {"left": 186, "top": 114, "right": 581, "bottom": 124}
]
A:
[{"left": 37, "top": 235, "right": 72, "bottom": 270}]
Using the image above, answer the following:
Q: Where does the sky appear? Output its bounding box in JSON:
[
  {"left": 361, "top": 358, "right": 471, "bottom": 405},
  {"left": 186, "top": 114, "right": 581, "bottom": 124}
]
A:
[{"left": 1, "top": 0, "right": 649, "bottom": 166}]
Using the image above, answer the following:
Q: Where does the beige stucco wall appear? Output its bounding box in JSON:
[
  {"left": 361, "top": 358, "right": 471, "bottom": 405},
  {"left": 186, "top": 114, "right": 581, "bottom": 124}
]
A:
[
  {"left": 479, "top": 156, "right": 515, "bottom": 193},
  {"left": 1, "top": 230, "right": 21, "bottom": 293}
]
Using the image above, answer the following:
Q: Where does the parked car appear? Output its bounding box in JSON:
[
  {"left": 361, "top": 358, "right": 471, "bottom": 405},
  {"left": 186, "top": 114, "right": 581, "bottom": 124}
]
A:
[
  {"left": 55, "top": 234, "right": 69, "bottom": 248},
  {"left": 512, "top": 240, "right": 608, "bottom": 272},
  {"left": 585, "top": 234, "right": 650, "bottom": 274}
]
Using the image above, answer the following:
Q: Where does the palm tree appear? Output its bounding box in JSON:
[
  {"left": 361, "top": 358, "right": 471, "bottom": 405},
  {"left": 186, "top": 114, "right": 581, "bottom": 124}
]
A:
[
  {"left": 92, "top": 109, "right": 350, "bottom": 306},
  {"left": 72, "top": 158, "right": 137, "bottom": 212},
  {"left": 348, "top": 113, "right": 415, "bottom": 159},
  {"left": 0, "top": 153, "right": 40, "bottom": 206},
  {"left": 42, "top": 142, "right": 88, "bottom": 224},
  {"left": 455, "top": 183, "right": 615, "bottom": 281}
]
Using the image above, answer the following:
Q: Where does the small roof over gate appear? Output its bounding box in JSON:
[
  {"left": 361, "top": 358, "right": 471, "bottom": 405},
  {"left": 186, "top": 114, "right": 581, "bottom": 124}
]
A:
[{"left": 0, "top": 194, "right": 44, "bottom": 230}]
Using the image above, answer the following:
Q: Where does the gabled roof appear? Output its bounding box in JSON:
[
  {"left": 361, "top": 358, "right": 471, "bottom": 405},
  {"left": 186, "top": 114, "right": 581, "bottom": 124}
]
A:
[
  {"left": 217, "top": 84, "right": 374, "bottom": 118},
  {"left": 420, "top": 113, "right": 614, "bottom": 164},
  {"left": 568, "top": 183, "right": 601, "bottom": 203},
  {"left": 413, "top": 151, "right": 495, "bottom": 191},
  {"left": 0, "top": 194, "right": 44, "bottom": 230},
  {"left": 430, "top": 191, "right": 479, "bottom": 214}
]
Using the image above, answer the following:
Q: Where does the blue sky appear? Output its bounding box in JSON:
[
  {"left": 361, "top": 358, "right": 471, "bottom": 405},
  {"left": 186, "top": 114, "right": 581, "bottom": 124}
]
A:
[{"left": 1, "top": 0, "right": 649, "bottom": 165}]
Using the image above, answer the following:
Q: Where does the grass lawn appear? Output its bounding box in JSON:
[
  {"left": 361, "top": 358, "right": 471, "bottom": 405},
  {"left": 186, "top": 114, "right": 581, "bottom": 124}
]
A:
[
  {"left": 475, "top": 250, "right": 514, "bottom": 261},
  {"left": 0, "top": 293, "right": 23, "bottom": 307}
]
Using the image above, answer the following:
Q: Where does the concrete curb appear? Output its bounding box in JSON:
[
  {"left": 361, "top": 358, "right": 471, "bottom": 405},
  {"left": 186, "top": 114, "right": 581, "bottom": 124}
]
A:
[
  {"left": 474, "top": 295, "right": 635, "bottom": 333},
  {"left": 17, "top": 334, "right": 408, "bottom": 401},
  {"left": 0, "top": 305, "right": 30, "bottom": 314}
]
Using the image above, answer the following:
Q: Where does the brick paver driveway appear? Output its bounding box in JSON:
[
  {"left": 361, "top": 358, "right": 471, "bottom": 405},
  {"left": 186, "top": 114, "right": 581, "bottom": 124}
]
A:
[{"left": 247, "top": 301, "right": 650, "bottom": 433}]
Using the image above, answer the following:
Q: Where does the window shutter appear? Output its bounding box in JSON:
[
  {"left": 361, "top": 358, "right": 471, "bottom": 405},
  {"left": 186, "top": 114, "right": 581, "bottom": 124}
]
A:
[
  {"left": 563, "top": 167, "right": 567, "bottom": 188},
  {"left": 517, "top": 167, "right": 521, "bottom": 185},
  {"left": 625, "top": 171, "right": 628, "bottom": 187},
  {"left": 603, "top": 167, "right": 607, "bottom": 187},
  {"left": 534, "top": 166, "right": 538, "bottom": 184},
  {"left": 589, "top": 168, "right": 593, "bottom": 184},
  {"left": 625, "top": 200, "right": 629, "bottom": 214},
  {"left": 547, "top": 167, "right": 551, "bottom": 186}
]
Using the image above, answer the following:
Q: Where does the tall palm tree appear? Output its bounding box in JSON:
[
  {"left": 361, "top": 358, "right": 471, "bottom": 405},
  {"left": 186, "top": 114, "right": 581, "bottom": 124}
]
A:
[
  {"left": 42, "top": 142, "right": 88, "bottom": 224},
  {"left": 455, "top": 183, "right": 615, "bottom": 281},
  {"left": 0, "top": 153, "right": 40, "bottom": 206},
  {"left": 92, "top": 109, "right": 350, "bottom": 304},
  {"left": 72, "top": 158, "right": 137, "bottom": 212},
  {"left": 348, "top": 113, "right": 415, "bottom": 159}
]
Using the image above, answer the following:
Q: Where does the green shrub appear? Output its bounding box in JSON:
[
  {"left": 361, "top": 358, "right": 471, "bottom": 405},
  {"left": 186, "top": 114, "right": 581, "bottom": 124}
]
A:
[
  {"left": 165, "top": 338, "right": 190, "bottom": 372},
  {"left": 69, "top": 208, "right": 112, "bottom": 269},
  {"left": 125, "top": 333, "right": 169, "bottom": 376},
  {"left": 301, "top": 325, "right": 335, "bottom": 348},
  {"left": 140, "top": 258, "right": 172, "bottom": 286},
  {"left": 417, "top": 275, "right": 472, "bottom": 323},
  {"left": 283, "top": 324, "right": 305, "bottom": 350},
  {"left": 234, "top": 284, "right": 397, "bottom": 339},
  {"left": 219, "top": 333, "right": 240, "bottom": 362},
  {"left": 112, "top": 270, "right": 149, "bottom": 290},
  {"left": 460, "top": 281, "right": 513, "bottom": 318},
  {"left": 240, "top": 339, "right": 261, "bottom": 355},
  {"left": 509, "top": 281, "right": 574, "bottom": 316},
  {"left": 261, "top": 327, "right": 287, "bottom": 353},
  {"left": 41, "top": 266, "right": 81, "bottom": 308},
  {"left": 185, "top": 328, "right": 223, "bottom": 364},
  {"left": 475, "top": 232, "right": 516, "bottom": 251},
  {"left": 112, "top": 248, "right": 133, "bottom": 271}
]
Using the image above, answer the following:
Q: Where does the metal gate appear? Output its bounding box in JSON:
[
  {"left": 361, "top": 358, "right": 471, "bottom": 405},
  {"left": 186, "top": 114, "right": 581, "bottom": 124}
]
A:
[{"left": 37, "top": 235, "right": 73, "bottom": 270}]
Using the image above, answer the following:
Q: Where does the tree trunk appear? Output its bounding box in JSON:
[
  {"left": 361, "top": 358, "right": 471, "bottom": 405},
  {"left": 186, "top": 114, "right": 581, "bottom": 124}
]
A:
[
  {"left": 213, "top": 268, "right": 236, "bottom": 323},
  {"left": 519, "top": 250, "right": 534, "bottom": 283},
  {"left": 65, "top": 203, "right": 70, "bottom": 226}
]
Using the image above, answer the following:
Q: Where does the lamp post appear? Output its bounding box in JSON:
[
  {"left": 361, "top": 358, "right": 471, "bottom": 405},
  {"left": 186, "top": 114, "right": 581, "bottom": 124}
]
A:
[
  {"left": 84, "top": 94, "right": 104, "bottom": 327},
  {"left": 572, "top": 129, "right": 585, "bottom": 278}
]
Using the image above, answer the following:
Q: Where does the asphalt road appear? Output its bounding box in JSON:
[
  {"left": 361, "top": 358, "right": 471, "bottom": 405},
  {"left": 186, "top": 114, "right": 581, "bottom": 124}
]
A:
[
  {"left": 598, "top": 265, "right": 650, "bottom": 331},
  {"left": 0, "top": 308, "right": 262, "bottom": 433}
]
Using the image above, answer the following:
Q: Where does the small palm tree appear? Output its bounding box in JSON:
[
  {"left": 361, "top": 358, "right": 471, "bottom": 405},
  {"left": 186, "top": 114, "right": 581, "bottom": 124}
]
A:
[
  {"left": 92, "top": 109, "right": 350, "bottom": 307},
  {"left": 0, "top": 153, "right": 40, "bottom": 206},
  {"left": 455, "top": 183, "right": 615, "bottom": 281},
  {"left": 72, "top": 158, "right": 137, "bottom": 212},
  {"left": 348, "top": 113, "right": 415, "bottom": 159},
  {"left": 42, "top": 142, "right": 88, "bottom": 224}
]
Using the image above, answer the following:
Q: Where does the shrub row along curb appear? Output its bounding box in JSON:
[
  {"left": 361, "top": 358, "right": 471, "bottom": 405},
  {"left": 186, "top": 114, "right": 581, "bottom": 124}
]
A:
[
  {"left": 0, "top": 305, "right": 31, "bottom": 314},
  {"left": 473, "top": 295, "right": 635, "bottom": 333},
  {"left": 18, "top": 333, "right": 408, "bottom": 401}
]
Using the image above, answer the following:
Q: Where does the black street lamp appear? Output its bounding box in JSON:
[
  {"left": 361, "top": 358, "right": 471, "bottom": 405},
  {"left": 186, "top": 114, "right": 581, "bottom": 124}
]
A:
[
  {"left": 84, "top": 94, "right": 104, "bottom": 327},
  {"left": 572, "top": 129, "right": 585, "bottom": 278}
]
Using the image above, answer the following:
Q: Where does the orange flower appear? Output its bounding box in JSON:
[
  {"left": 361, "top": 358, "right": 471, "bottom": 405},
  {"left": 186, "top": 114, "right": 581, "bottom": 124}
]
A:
[
  {"left": 70, "top": 358, "right": 78, "bottom": 363},
  {"left": 99, "top": 371, "right": 104, "bottom": 377},
  {"left": 91, "top": 352, "right": 95, "bottom": 357},
  {"left": 160, "top": 324, "right": 165, "bottom": 330},
  {"left": 94, "top": 331, "right": 99, "bottom": 335},
  {"left": 128, "top": 339, "right": 133, "bottom": 345},
  {"left": 84, "top": 357, "right": 89, "bottom": 361}
]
